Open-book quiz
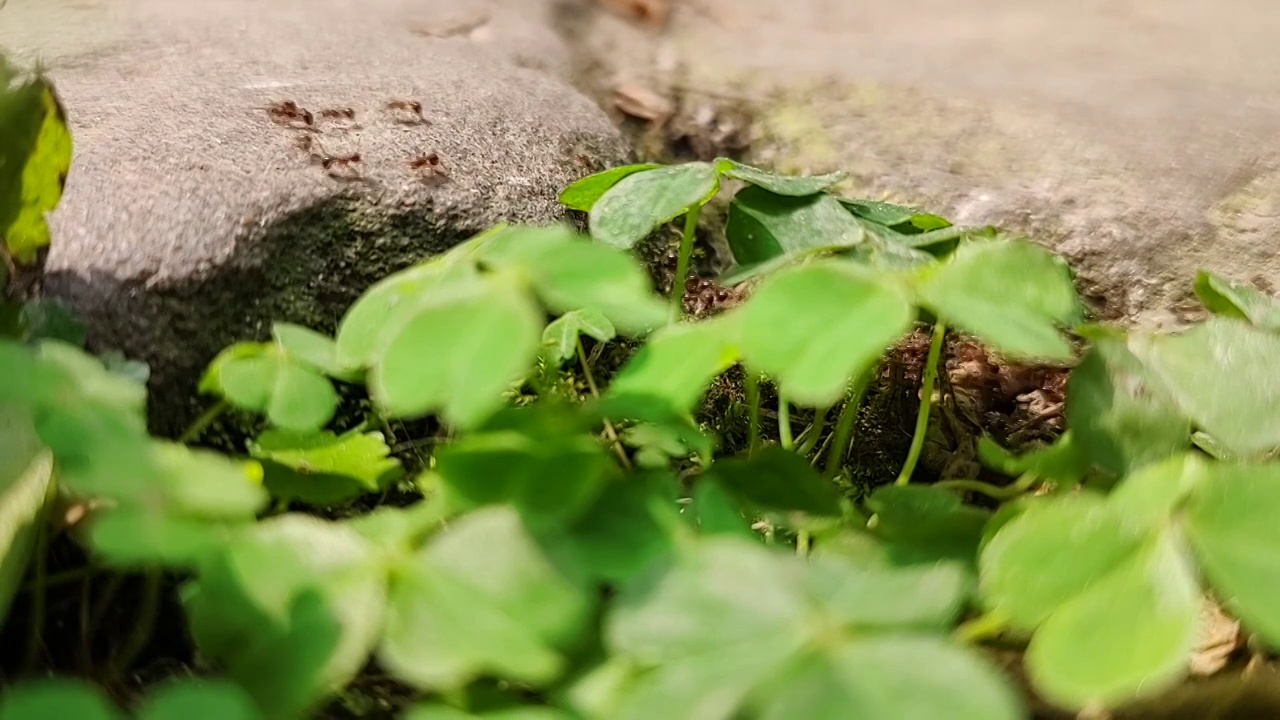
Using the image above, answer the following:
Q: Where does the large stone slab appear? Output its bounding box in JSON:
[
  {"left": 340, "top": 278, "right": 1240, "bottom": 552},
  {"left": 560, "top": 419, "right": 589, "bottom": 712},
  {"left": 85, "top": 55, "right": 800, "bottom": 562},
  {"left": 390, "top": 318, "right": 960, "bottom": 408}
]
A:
[
  {"left": 1, "top": 0, "right": 628, "bottom": 434},
  {"left": 573, "top": 0, "right": 1280, "bottom": 326}
]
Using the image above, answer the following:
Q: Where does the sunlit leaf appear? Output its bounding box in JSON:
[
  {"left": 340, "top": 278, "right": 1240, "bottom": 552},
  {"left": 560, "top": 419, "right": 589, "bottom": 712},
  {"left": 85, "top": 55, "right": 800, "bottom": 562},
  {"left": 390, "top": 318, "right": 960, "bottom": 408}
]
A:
[
  {"left": 716, "top": 159, "right": 845, "bottom": 196},
  {"left": 0, "top": 679, "right": 122, "bottom": 720},
  {"left": 250, "top": 428, "right": 401, "bottom": 500},
  {"left": 606, "top": 315, "right": 740, "bottom": 413},
  {"left": 0, "top": 75, "right": 72, "bottom": 263},
  {"left": 542, "top": 309, "right": 615, "bottom": 365},
  {"left": 1193, "top": 270, "right": 1280, "bottom": 329},
  {"left": 370, "top": 279, "right": 542, "bottom": 427},
  {"left": 589, "top": 163, "right": 719, "bottom": 250},
  {"left": 839, "top": 199, "right": 952, "bottom": 233},
  {"left": 917, "top": 238, "right": 1082, "bottom": 360},
  {"left": 560, "top": 163, "right": 662, "bottom": 212},
  {"left": 738, "top": 261, "right": 912, "bottom": 406},
  {"left": 136, "top": 680, "right": 263, "bottom": 720},
  {"left": 0, "top": 406, "right": 52, "bottom": 623}
]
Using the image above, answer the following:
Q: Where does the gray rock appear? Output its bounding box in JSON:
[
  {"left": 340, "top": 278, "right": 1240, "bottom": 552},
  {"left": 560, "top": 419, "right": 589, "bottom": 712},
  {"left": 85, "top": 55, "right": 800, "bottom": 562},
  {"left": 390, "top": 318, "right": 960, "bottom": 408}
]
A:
[
  {"left": 572, "top": 0, "right": 1280, "bottom": 327},
  {"left": 1, "top": 0, "right": 628, "bottom": 434}
]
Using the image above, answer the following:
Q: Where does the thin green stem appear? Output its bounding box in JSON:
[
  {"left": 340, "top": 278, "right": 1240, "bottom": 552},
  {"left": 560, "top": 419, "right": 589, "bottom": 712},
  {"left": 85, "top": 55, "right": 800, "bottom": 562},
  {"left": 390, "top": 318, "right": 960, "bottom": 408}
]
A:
[
  {"left": 824, "top": 372, "right": 872, "bottom": 479},
  {"left": 671, "top": 206, "right": 702, "bottom": 321},
  {"left": 778, "top": 395, "right": 794, "bottom": 451},
  {"left": 954, "top": 612, "right": 1007, "bottom": 644},
  {"left": 746, "top": 371, "right": 762, "bottom": 457},
  {"left": 179, "top": 400, "right": 230, "bottom": 444},
  {"left": 895, "top": 322, "right": 947, "bottom": 487},
  {"left": 577, "top": 337, "right": 631, "bottom": 469},
  {"left": 23, "top": 519, "right": 49, "bottom": 671},
  {"left": 795, "top": 405, "right": 829, "bottom": 457},
  {"left": 796, "top": 531, "right": 811, "bottom": 558},
  {"left": 934, "top": 472, "right": 1039, "bottom": 500},
  {"left": 22, "top": 564, "right": 96, "bottom": 593},
  {"left": 111, "top": 571, "right": 162, "bottom": 679}
]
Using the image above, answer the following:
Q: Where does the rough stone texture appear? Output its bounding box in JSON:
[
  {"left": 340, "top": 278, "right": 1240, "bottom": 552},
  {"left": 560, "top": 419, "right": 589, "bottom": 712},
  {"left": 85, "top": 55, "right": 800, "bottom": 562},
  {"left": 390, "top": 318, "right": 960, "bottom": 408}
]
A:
[
  {"left": 570, "top": 0, "right": 1280, "bottom": 327},
  {"left": 1, "top": 0, "right": 628, "bottom": 434}
]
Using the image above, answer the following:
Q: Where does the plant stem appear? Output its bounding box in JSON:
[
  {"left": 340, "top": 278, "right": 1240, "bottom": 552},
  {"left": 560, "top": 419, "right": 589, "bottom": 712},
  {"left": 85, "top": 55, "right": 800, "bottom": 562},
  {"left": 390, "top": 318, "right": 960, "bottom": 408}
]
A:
[
  {"left": 746, "top": 371, "right": 761, "bottom": 457},
  {"left": 795, "top": 405, "right": 829, "bottom": 457},
  {"left": 954, "top": 612, "right": 1006, "bottom": 644},
  {"left": 934, "top": 472, "right": 1039, "bottom": 500},
  {"left": 824, "top": 372, "right": 872, "bottom": 479},
  {"left": 796, "top": 531, "right": 811, "bottom": 557},
  {"left": 778, "top": 395, "right": 794, "bottom": 451},
  {"left": 179, "top": 400, "right": 229, "bottom": 444},
  {"left": 23, "top": 520, "right": 48, "bottom": 671},
  {"left": 577, "top": 338, "right": 631, "bottom": 469},
  {"left": 895, "top": 322, "right": 947, "bottom": 487},
  {"left": 671, "top": 206, "right": 702, "bottom": 321},
  {"left": 111, "top": 571, "right": 162, "bottom": 679}
]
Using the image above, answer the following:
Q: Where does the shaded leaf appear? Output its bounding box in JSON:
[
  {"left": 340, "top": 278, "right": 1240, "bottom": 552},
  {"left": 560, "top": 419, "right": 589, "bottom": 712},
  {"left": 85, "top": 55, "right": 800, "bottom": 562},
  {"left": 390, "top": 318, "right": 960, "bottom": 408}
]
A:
[
  {"left": 977, "top": 432, "right": 1090, "bottom": 485},
  {"left": 867, "top": 485, "right": 991, "bottom": 567},
  {"left": 589, "top": 162, "right": 719, "bottom": 249},
  {"left": 709, "top": 447, "right": 842, "bottom": 517},
  {"left": 725, "top": 186, "right": 865, "bottom": 270}
]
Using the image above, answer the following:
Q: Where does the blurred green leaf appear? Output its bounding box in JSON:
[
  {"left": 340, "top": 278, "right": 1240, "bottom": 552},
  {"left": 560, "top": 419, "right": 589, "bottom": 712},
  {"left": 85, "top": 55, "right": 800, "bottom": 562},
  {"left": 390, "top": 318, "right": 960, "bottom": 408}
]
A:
[
  {"left": 560, "top": 163, "right": 662, "bottom": 212},
  {"left": 607, "top": 538, "right": 1021, "bottom": 720},
  {"left": 1194, "top": 270, "right": 1280, "bottom": 329},
  {"left": 0, "top": 679, "right": 122, "bottom": 720},
  {"left": 136, "top": 680, "right": 263, "bottom": 720},
  {"left": 370, "top": 278, "right": 542, "bottom": 427},
  {"left": 0, "top": 405, "right": 52, "bottom": 624},
  {"left": 542, "top": 309, "right": 615, "bottom": 365},
  {"left": 249, "top": 428, "right": 401, "bottom": 504},
  {"left": 977, "top": 432, "right": 1090, "bottom": 486},
  {"left": 866, "top": 485, "right": 990, "bottom": 567},
  {"left": 480, "top": 226, "right": 667, "bottom": 336},
  {"left": 379, "top": 508, "right": 592, "bottom": 691},
  {"left": 917, "top": 238, "right": 1082, "bottom": 360},
  {"left": 738, "top": 261, "right": 912, "bottom": 406},
  {"left": 606, "top": 315, "right": 740, "bottom": 413},
  {"left": 1185, "top": 461, "right": 1280, "bottom": 650},
  {"left": 200, "top": 341, "right": 338, "bottom": 432},
  {"left": 435, "top": 417, "right": 613, "bottom": 526},
  {"left": 1067, "top": 330, "right": 1190, "bottom": 476},
  {"left": 589, "top": 163, "right": 720, "bottom": 249},
  {"left": 1131, "top": 317, "right": 1280, "bottom": 456},
  {"left": 980, "top": 488, "right": 1200, "bottom": 709},
  {"left": 709, "top": 447, "right": 842, "bottom": 517},
  {"left": 560, "top": 476, "right": 682, "bottom": 584},
  {"left": 184, "top": 516, "right": 387, "bottom": 718}
]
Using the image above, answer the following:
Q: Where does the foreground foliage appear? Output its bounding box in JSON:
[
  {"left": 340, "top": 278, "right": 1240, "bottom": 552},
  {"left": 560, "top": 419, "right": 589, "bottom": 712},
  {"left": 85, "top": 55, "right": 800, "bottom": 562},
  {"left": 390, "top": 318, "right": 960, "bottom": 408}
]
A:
[{"left": 5, "top": 59, "right": 1280, "bottom": 719}]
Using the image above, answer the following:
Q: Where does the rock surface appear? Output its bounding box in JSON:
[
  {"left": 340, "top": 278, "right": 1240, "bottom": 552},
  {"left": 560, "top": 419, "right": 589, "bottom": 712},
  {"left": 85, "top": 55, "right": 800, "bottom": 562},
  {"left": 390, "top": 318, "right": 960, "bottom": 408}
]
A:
[
  {"left": 572, "top": 0, "right": 1280, "bottom": 326},
  {"left": 0, "top": 0, "right": 628, "bottom": 434}
]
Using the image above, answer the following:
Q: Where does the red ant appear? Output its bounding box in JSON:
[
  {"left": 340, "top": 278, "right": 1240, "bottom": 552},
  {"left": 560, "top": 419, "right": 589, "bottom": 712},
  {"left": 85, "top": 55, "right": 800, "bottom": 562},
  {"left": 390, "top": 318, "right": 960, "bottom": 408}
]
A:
[
  {"left": 408, "top": 151, "right": 447, "bottom": 181},
  {"left": 385, "top": 99, "right": 428, "bottom": 125},
  {"left": 266, "top": 100, "right": 313, "bottom": 128}
]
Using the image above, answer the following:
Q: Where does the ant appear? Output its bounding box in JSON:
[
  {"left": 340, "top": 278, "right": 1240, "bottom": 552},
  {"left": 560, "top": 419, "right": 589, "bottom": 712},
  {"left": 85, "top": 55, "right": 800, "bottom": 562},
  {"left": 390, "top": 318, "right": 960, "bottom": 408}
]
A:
[
  {"left": 385, "top": 99, "right": 429, "bottom": 125},
  {"left": 302, "top": 137, "right": 363, "bottom": 178},
  {"left": 266, "top": 100, "right": 313, "bottom": 128},
  {"left": 408, "top": 151, "right": 448, "bottom": 181},
  {"left": 318, "top": 107, "right": 356, "bottom": 121}
]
